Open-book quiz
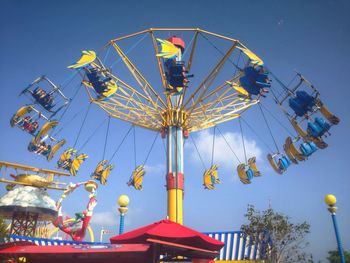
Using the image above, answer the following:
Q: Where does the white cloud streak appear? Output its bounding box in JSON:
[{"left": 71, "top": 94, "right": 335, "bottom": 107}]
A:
[{"left": 187, "top": 129, "right": 262, "bottom": 170}]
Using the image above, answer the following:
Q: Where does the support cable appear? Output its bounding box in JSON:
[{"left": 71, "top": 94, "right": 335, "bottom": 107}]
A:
[
  {"left": 182, "top": 33, "right": 196, "bottom": 59},
  {"left": 53, "top": 107, "right": 85, "bottom": 137},
  {"left": 78, "top": 117, "right": 108, "bottom": 152},
  {"left": 240, "top": 117, "right": 274, "bottom": 153},
  {"left": 211, "top": 126, "right": 216, "bottom": 166},
  {"left": 102, "top": 116, "right": 111, "bottom": 160},
  {"left": 258, "top": 103, "right": 280, "bottom": 153},
  {"left": 73, "top": 103, "right": 92, "bottom": 149},
  {"left": 190, "top": 135, "right": 206, "bottom": 170},
  {"left": 238, "top": 116, "right": 247, "bottom": 164},
  {"left": 103, "top": 45, "right": 112, "bottom": 65},
  {"left": 142, "top": 132, "right": 159, "bottom": 167},
  {"left": 110, "top": 34, "right": 148, "bottom": 69},
  {"left": 199, "top": 32, "right": 241, "bottom": 71},
  {"left": 53, "top": 83, "right": 82, "bottom": 134},
  {"left": 60, "top": 70, "right": 81, "bottom": 92},
  {"left": 216, "top": 126, "right": 241, "bottom": 164},
  {"left": 108, "top": 125, "right": 134, "bottom": 163},
  {"left": 259, "top": 102, "right": 295, "bottom": 137},
  {"left": 133, "top": 126, "right": 137, "bottom": 168}
]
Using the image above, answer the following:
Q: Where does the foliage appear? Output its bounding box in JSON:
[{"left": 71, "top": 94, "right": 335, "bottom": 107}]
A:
[
  {"left": 0, "top": 216, "right": 9, "bottom": 243},
  {"left": 327, "top": 249, "right": 350, "bottom": 263},
  {"left": 241, "top": 204, "right": 311, "bottom": 263}
]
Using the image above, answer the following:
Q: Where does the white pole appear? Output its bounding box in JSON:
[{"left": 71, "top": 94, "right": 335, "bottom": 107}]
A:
[{"left": 100, "top": 227, "right": 104, "bottom": 242}]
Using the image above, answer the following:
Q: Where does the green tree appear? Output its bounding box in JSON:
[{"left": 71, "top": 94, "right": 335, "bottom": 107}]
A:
[
  {"left": 0, "top": 216, "right": 9, "bottom": 244},
  {"left": 241, "top": 204, "right": 311, "bottom": 263},
  {"left": 327, "top": 250, "right": 350, "bottom": 263}
]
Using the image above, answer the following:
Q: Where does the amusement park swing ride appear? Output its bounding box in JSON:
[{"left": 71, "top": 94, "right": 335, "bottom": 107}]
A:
[{"left": 0, "top": 28, "right": 340, "bottom": 244}]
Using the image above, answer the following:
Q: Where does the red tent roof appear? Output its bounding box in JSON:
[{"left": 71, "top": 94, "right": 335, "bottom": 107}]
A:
[
  {"left": 0, "top": 241, "right": 152, "bottom": 263},
  {"left": 110, "top": 219, "right": 224, "bottom": 252}
]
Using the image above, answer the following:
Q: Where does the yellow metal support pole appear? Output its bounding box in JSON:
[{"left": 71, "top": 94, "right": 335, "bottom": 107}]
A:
[{"left": 168, "top": 189, "right": 183, "bottom": 224}]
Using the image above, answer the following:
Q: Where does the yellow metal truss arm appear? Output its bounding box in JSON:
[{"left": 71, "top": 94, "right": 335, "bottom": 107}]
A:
[{"left": 111, "top": 42, "right": 166, "bottom": 109}]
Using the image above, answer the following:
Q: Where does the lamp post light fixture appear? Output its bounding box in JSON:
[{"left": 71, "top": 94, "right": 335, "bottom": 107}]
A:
[
  {"left": 324, "top": 194, "right": 345, "bottom": 263},
  {"left": 117, "top": 195, "right": 129, "bottom": 235}
]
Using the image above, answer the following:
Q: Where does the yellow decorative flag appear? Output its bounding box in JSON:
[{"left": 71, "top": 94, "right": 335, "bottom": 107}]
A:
[
  {"left": 237, "top": 46, "right": 264, "bottom": 66},
  {"left": 68, "top": 50, "right": 97, "bottom": 69},
  {"left": 156, "top": 38, "right": 180, "bottom": 59}
]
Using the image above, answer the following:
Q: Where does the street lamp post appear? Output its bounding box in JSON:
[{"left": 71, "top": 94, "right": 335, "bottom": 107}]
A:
[
  {"left": 324, "top": 194, "right": 345, "bottom": 263},
  {"left": 117, "top": 195, "right": 129, "bottom": 235}
]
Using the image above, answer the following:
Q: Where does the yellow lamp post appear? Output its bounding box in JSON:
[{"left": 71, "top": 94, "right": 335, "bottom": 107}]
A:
[
  {"left": 117, "top": 195, "right": 129, "bottom": 234},
  {"left": 324, "top": 194, "right": 345, "bottom": 263}
]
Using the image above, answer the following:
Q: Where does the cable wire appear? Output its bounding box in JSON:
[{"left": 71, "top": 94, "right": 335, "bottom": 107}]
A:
[
  {"left": 108, "top": 125, "right": 134, "bottom": 163},
  {"left": 216, "top": 126, "right": 241, "bottom": 163},
  {"left": 240, "top": 117, "right": 274, "bottom": 153},
  {"left": 258, "top": 103, "right": 280, "bottom": 153},
  {"left": 211, "top": 126, "right": 216, "bottom": 166},
  {"left": 133, "top": 126, "right": 137, "bottom": 168},
  {"left": 142, "top": 132, "right": 159, "bottom": 167},
  {"left": 190, "top": 135, "right": 206, "bottom": 170},
  {"left": 73, "top": 103, "right": 92, "bottom": 149},
  {"left": 199, "top": 32, "right": 241, "bottom": 71},
  {"left": 78, "top": 117, "right": 108, "bottom": 152},
  {"left": 102, "top": 116, "right": 111, "bottom": 160},
  {"left": 259, "top": 102, "right": 295, "bottom": 137},
  {"left": 110, "top": 34, "right": 148, "bottom": 69},
  {"left": 52, "top": 83, "right": 82, "bottom": 134},
  {"left": 238, "top": 117, "right": 247, "bottom": 163},
  {"left": 52, "top": 107, "right": 85, "bottom": 137}
]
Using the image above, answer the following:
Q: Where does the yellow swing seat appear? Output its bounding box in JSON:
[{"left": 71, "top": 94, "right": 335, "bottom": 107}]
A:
[
  {"left": 290, "top": 118, "right": 328, "bottom": 149},
  {"left": 237, "top": 163, "right": 253, "bottom": 184},
  {"left": 316, "top": 98, "right": 340, "bottom": 125},
  {"left": 70, "top": 153, "right": 89, "bottom": 176},
  {"left": 99, "top": 164, "right": 113, "bottom": 185},
  {"left": 10, "top": 105, "right": 34, "bottom": 127},
  {"left": 33, "top": 120, "right": 59, "bottom": 145},
  {"left": 127, "top": 165, "right": 145, "bottom": 190},
  {"left": 203, "top": 164, "right": 220, "bottom": 190},
  {"left": 47, "top": 139, "right": 66, "bottom": 161},
  {"left": 283, "top": 136, "right": 306, "bottom": 163},
  {"left": 57, "top": 148, "right": 76, "bottom": 169},
  {"left": 91, "top": 160, "right": 113, "bottom": 186},
  {"left": 247, "top": 157, "right": 261, "bottom": 177}
]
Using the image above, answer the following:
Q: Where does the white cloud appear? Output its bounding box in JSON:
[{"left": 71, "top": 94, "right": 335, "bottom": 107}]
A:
[
  {"left": 144, "top": 164, "right": 165, "bottom": 175},
  {"left": 90, "top": 207, "right": 144, "bottom": 229},
  {"left": 90, "top": 211, "right": 117, "bottom": 227},
  {"left": 187, "top": 129, "right": 262, "bottom": 171}
]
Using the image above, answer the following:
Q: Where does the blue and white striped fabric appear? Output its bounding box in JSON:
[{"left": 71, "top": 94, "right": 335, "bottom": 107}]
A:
[
  {"left": 9, "top": 235, "right": 107, "bottom": 246},
  {"left": 204, "top": 231, "right": 271, "bottom": 261}
]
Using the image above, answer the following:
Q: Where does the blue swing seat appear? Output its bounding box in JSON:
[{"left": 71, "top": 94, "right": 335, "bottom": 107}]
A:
[
  {"left": 164, "top": 60, "right": 192, "bottom": 93},
  {"left": 289, "top": 91, "right": 316, "bottom": 117},
  {"left": 239, "top": 66, "right": 270, "bottom": 95},
  {"left": 307, "top": 117, "right": 331, "bottom": 138},
  {"left": 278, "top": 155, "right": 292, "bottom": 171},
  {"left": 246, "top": 168, "right": 254, "bottom": 180},
  {"left": 168, "top": 63, "right": 186, "bottom": 88},
  {"left": 86, "top": 68, "right": 112, "bottom": 94},
  {"left": 300, "top": 141, "right": 317, "bottom": 157}
]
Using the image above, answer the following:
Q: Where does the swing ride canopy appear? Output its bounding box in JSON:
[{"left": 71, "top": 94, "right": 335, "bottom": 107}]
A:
[{"left": 81, "top": 28, "right": 261, "bottom": 132}]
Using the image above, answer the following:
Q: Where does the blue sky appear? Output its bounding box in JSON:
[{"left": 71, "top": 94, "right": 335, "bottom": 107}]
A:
[{"left": 1, "top": 0, "right": 349, "bottom": 261}]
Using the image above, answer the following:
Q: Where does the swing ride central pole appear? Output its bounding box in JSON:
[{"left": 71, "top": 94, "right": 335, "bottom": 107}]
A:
[
  {"left": 166, "top": 125, "right": 184, "bottom": 224},
  {"left": 166, "top": 98, "right": 184, "bottom": 225}
]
